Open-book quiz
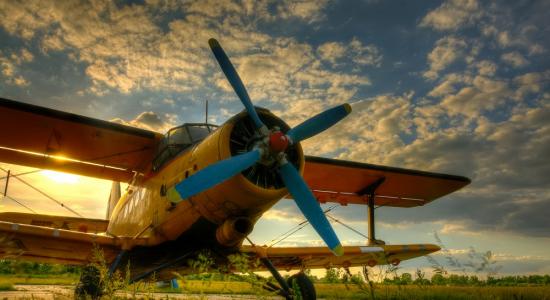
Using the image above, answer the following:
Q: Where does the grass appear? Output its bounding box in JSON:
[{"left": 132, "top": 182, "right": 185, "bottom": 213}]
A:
[
  {"left": 120, "top": 280, "right": 550, "bottom": 300},
  {"left": 315, "top": 284, "right": 550, "bottom": 300},
  {"left": 0, "top": 282, "right": 15, "bottom": 291},
  {"left": 1, "top": 275, "right": 549, "bottom": 299},
  {"left": 157, "top": 280, "right": 259, "bottom": 294},
  {"left": 0, "top": 274, "right": 79, "bottom": 285},
  {"left": 127, "top": 282, "right": 550, "bottom": 299}
]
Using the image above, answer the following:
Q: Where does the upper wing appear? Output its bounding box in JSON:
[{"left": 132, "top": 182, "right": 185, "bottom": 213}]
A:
[
  {"left": 241, "top": 244, "right": 440, "bottom": 271},
  {"left": 0, "top": 97, "right": 163, "bottom": 182},
  {"left": 295, "top": 156, "right": 470, "bottom": 207}
]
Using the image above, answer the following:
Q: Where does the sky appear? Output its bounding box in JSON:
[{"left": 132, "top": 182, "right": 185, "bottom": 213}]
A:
[{"left": 0, "top": 0, "right": 549, "bottom": 276}]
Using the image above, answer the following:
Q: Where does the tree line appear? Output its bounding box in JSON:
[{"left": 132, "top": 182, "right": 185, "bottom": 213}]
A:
[
  {"left": 318, "top": 268, "right": 550, "bottom": 287},
  {"left": 0, "top": 260, "right": 80, "bottom": 275}
]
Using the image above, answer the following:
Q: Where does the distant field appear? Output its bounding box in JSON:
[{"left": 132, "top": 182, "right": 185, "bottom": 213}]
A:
[{"left": 0, "top": 275, "right": 548, "bottom": 299}]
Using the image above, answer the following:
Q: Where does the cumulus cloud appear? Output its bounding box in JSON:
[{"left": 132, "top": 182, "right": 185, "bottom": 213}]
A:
[
  {"left": 0, "top": 0, "right": 371, "bottom": 114},
  {"left": 262, "top": 208, "right": 304, "bottom": 224},
  {"left": 224, "top": 38, "right": 372, "bottom": 123},
  {"left": 276, "top": 0, "right": 330, "bottom": 23},
  {"left": 111, "top": 111, "right": 176, "bottom": 133},
  {"left": 427, "top": 73, "right": 471, "bottom": 98},
  {"left": 440, "top": 75, "right": 510, "bottom": 118},
  {"left": 423, "top": 36, "right": 467, "bottom": 80},
  {"left": 419, "top": 0, "right": 482, "bottom": 31},
  {"left": 475, "top": 60, "right": 497, "bottom": 77},
  {"left": 317, "top": 42, "right": 346, "bottom": 64},
  {"left": 480, "top": 2, "right": 548, "bottom": 56},
  {"left": 329, "top": 89, "right": 550, "bottom": 238},
  {"left": 501, "top": 51, "right": 529, "bottom": 68},
  {"left": 0, "top": 0, "right": 548, "bottom": 246},
  {"left": 513, "top": 70, "right": 550, "bottom": 100},
  {"left": 0, "top": 48, "right": 33, "bottom": 86},
  {"left": 349, "top": 38, "right": 383, "bottom": 67},
  {"left": 301, "top": 92, "right": 414, "bottom": 162}
]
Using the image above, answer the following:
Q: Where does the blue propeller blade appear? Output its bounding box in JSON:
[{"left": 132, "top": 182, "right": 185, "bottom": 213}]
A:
[
  {"left": 278, "top": 161, "right": 343, "bottom": 256},
  {"left": 208, "top": 39, "right": 265, "bottom": 130},
  {"left": 174, "top": 149, "right": 262, "bottom": 200},
  {"left": 286, "top": 104, "right": 352, "bottom": 143}
]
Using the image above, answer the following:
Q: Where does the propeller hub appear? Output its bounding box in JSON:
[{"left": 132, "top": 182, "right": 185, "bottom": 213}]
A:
[{"left": 269, "top": 131, "right": 289, "bottom": 153}]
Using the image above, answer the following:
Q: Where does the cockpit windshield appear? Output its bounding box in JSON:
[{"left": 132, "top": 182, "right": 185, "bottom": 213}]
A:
[{"left": 153, "top": 123, "right": 218, "bottom": 171}]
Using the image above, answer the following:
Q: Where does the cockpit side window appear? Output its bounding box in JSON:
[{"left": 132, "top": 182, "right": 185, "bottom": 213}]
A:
[
  {"left": 187, "top": 125, "right": 210, "bottom": 142},
  {"left": 168, "top": 127, "right": 192, "bottom": 145},
  {"left": 152, "top": 123, "right": 218, "bottom": 171}
]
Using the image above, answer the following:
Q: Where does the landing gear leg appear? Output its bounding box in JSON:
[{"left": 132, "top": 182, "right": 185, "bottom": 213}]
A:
[
  {"left": 260, "top": 257, "right": 292, "bottom": 299},
  {"left": 260, "top": 257, "right": 317, "bottom": 300}
]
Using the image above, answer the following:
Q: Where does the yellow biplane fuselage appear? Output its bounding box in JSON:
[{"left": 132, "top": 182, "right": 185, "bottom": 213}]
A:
[{"left": 107, "top": 109, "right": 302, "bottom": 251}]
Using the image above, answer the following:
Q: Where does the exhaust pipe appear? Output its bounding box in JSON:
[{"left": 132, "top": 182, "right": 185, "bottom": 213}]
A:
[{"left": 216, "top": 217, "right": 253, "bottom": 247}]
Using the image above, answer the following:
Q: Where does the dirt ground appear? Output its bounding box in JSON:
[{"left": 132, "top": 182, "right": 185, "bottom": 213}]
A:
[{"left": 0, "top": 285, "right": 279, "bottom": 300}]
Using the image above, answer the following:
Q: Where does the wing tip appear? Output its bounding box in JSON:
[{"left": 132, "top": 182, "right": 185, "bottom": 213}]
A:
[
  {"left": 208, "top": 38, "right": 220, "bottom": 49},
  {"left": 343, "top": 103, "right": 352, "bottom": 114}
]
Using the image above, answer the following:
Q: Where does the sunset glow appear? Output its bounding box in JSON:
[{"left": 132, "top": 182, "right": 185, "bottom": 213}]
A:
[{"left": 41, "top": 170, "right": 79, "bottom": 184}]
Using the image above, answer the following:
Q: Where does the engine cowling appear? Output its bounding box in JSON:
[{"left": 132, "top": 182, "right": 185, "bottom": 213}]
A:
[{"left": 187, "top": 108, "right": 304, "bottom": 225}]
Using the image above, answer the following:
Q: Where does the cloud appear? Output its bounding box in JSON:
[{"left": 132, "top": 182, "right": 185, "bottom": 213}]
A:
[
  {"left": 224, "top": 37, "right": 372, "bottom": 123},
  {"left": 513, "top": 70, "right": 550, "bottom": 100},
  {"left": 276, "top": 0, "right": 330, "bottom": 23},
  {"left": 111, "top": 111, "right": 176, "bottom": 133},
  {"left": 301, "top": 92, "right": 413, "bottom": 162},
  {"left": 479, "top": 2, "right": 548, "bottom": 56},
  {"left": 427, "top": 73, "right": 471, "bottom": 98},
  {"left": 0, "top": 0, "right": 338, "bottom": 97},
  {"left": 419, "top": 0, "right": 482, "bottom": 31},
  {"left": 349, "top": 38, "right": 383, "bottom": 67},
  {"left": 440, "top": 222, "right": 478, "bottom": 235},
  {"left": 501, "top": 51, "right": 529, "bottom": 68},
  {"left": 0, "top": 0, "right": 548, "bottom": 247},
  {"left": 0, "top": 48, "right": 32, "bottom": 86},
  {"left": 262, "top": 208, "right": 304, "bottom": 224},
  {"left": 317, "top": 42, "right": 346, "bottom": 64},
  {"left": 366, "top": 99, "right": 550, "bottom": 237},
  {"left": 475, "top": 60, "right": 497, "bottom": 77},
  {"left": 440, "top": 75, "right": 510, "bottom": 118},
  {"left": 423, "top": 36, "right": 467, "bottom": 80}
]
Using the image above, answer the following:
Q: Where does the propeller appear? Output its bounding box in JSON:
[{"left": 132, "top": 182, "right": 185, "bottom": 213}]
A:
[
  {"left": 208, "top": 39, "right": 267, "bottom": 133},
  {"left": 174, "top": 149, "right": 262, "bottom": 199},
  {"left": 173, "top": 38, "right": 352, "bottom": 256}
]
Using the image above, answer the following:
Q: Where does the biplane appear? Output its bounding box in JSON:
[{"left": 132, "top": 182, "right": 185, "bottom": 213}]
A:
[{"left": 0, "top": 39, "right": 470, "bottom": 299}]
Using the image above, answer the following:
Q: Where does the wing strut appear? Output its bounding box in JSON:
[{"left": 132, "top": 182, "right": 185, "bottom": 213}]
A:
[
  {"left": 0, "top": 166, "right": 83, "bottom": 217},
  {"left": 357, "top": 177, "right": 385, "bottom": 245},
  {"left": 3, "top": 170, "right": 9, "bottom": 196}
]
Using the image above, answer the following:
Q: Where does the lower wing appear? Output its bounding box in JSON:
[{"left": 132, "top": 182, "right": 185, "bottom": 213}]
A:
[
  {"left": 0, "top": 218, "right": 119, "bottom": 265},
  {"left": 241, "top": 244, "right": 440, "bottom": 271},
  {"left": 0, "top": 212, "right": 109, "bottom": 233}
]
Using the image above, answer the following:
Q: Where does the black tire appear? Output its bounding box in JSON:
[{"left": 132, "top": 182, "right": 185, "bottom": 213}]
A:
[
  {"left": 287, "top": 272, "right": 316, "bottom": 300},
  {"left": 74, "top": 265, "right": 103, "bottom": 299}
]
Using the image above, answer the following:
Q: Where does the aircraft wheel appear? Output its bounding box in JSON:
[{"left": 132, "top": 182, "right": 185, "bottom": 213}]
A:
[
  {"left": 287, "top": 272, "right": 316, "bottom": 300},
  {"left": 74, "top": 265, "right": 103, "bottom": 299}
]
